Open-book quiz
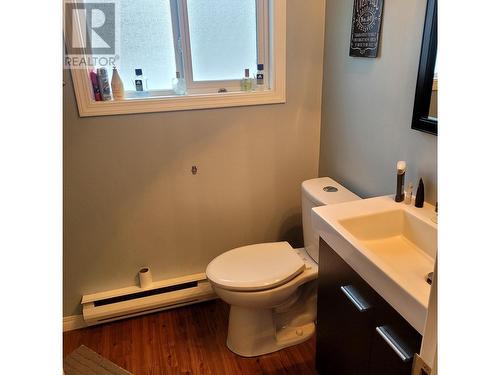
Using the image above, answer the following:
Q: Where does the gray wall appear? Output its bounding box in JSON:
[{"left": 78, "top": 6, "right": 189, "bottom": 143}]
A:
[
  {"left": 319, "top": 0, "right": 437, "bottom": 203},
  {"left": 64, "top": 0, "right": 326, "bottom": 316}
]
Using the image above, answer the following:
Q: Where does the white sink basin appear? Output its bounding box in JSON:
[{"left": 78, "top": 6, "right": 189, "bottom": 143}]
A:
[
  {"left": 312, "top": 196, "right": 437, "bottom": 334},
  {"left": 339, "top": 209, "right": 436, "bottom": 282}
]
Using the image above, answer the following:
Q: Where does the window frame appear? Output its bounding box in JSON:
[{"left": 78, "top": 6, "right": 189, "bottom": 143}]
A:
[
  {"left": 67, "top": 0, "right": 285, "bottom": 117},
  {"left": 174, "top": 0, "right": 269, "bottom": 92}
]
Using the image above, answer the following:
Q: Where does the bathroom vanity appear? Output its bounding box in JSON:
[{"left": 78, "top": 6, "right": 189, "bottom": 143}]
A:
[
  {"left": 316, "top": 239, "right": 422, "bottom": 374},
  {"left": 312, "top": 196, "right": 437, "bottom": 374}
]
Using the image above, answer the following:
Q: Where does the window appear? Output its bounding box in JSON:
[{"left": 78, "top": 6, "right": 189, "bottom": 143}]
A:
[
  {"left": 186, "top": 0, "right": 258, "bottom": 82},
  {"left": 66, "top": 0, "right": 286, "bottom": 116}
]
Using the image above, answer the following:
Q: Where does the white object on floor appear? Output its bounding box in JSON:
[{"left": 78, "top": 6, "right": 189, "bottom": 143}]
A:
[
  {"left": 206, "top": 177, "right": 361, "bottom": 357},
  {"left": 219, "top": 247, "right": 317, "bottom": 357}
]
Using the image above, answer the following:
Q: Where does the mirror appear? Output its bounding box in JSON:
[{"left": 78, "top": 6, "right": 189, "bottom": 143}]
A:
[{"left": 412, "top": 0, "right": 437, "bottom": 135}]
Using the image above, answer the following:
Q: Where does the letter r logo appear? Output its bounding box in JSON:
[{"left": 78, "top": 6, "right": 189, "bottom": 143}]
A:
[{"left": 65, "top": 2, "right": 116, "bottom": 55}]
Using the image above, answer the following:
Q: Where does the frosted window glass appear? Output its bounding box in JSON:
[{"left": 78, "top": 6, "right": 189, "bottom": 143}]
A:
[
  {"left": 187, "top": 0, "right": 257, "bottom": 81},
  {"left": 94, "top": 0, "right": 177, "bottom": 91}
]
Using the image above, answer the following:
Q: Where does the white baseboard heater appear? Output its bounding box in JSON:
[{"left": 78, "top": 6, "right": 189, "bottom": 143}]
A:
[{"left": 82, "top": 273, "right": 216, "bottom": 325}]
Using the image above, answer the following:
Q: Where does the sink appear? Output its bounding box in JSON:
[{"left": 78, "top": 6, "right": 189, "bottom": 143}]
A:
[
  {"left": 339, "top": 209, "right": 436, "bottom": 283},
  {"left": 312, "top": 196, "right": 437, "bottom": 334}
]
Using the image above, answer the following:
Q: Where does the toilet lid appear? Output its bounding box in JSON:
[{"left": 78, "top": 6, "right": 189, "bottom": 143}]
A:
[{"left": 206, "top": 242, "right": 305, "bottom": 291}]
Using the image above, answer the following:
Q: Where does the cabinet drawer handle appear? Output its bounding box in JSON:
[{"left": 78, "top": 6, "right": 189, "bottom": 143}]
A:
[
  {"left": 375, "top": 326, "right": 413, "bottom": 362},
  {"left": 340, "top": 285, "right": 371, "bottom": 312}
]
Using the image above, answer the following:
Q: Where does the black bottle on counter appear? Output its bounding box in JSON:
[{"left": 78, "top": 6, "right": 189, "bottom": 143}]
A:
[{"left": 415, "top": 178, "right": 425, "bottom": 208}]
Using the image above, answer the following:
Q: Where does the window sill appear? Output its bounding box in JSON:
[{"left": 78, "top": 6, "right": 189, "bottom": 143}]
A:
[{"left": 73, "top": 89, "right": 285, "bottom": 117}]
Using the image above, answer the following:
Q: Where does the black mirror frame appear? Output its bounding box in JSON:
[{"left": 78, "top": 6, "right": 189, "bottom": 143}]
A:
[{"left": 412, "top": 0, "right": 437, "bottom": 135}]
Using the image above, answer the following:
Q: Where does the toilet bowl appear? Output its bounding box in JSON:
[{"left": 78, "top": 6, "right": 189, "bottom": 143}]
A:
[{"left": 206, "top": 177, "right": 360, "bottom": 357}]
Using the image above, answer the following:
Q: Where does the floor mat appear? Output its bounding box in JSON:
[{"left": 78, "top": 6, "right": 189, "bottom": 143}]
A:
[{"left": 63, "top": 345, "right": 133, "bottom": 375}]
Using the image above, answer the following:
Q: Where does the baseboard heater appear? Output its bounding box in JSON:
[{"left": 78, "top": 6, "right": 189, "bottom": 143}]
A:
[{"left": 82, "top": 273, "right": 216, "bottom": 325}]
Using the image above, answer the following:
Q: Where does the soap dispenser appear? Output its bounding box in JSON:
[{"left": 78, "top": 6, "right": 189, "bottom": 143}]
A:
[{"left": 395, "top": 161, "right": 406, "bottom": 202}]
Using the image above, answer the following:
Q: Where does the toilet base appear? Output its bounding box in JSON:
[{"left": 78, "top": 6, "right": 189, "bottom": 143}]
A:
[{"left": 226, "top": 305, "right": 315, "bottom": 357}]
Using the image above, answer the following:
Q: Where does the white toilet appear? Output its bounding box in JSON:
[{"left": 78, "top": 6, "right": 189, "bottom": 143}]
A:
[{"left": 206, "top": 177, "right": 360, "bottom": 357}]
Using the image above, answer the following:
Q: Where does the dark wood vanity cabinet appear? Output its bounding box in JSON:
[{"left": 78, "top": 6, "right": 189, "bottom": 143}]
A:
[{"left": 316, "top": 239, "right": 422, "bottom": 375}]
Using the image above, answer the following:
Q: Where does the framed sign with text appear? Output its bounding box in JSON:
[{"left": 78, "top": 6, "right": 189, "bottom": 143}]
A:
[{"left": 349, "top": 0, "right": 384, "bottom": 58}]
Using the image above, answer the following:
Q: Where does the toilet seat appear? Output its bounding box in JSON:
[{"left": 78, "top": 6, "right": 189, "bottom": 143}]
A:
[{"left": 206, "top": 242, "right": 305, "bottom": 292}]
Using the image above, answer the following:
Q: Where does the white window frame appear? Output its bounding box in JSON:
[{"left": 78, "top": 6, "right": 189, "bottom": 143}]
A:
[{"left": 67, "top": 0, "right": 286, "bottom": 117}]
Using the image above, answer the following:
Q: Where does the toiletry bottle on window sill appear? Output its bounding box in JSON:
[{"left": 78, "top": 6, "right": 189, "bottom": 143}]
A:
[
  {"left": 134, "top": 68, "right": 148, "bottom": 93},
  {"left": 240, "top": 68, "right": 253, "bottom": 92},
  {"left": 256, "top": 64, "right": 265, "bottom": 91},
  {"left": 89, "top": 70, "right": 102, "bottom": 101},
  {"left": 172, "top": 71, "right": 186, "bottom": 95},
  {"left": 111, "top": 65, "right": 124, "bottom": 100},
  {"left": 97, "top": 68, "right": 112, "bottom": 101}
]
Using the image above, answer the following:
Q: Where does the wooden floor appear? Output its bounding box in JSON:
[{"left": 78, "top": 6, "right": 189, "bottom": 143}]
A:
[{"left": 63, "top": 300, "right": 318, "bottom": 375}]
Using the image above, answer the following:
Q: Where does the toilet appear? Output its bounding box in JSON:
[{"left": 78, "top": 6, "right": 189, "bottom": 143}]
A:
[{"left": 206, "top": 177, "right": 361, "bottom": 357}]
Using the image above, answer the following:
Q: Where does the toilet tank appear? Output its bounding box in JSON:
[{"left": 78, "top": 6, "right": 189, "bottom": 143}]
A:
[{"left": 301, "top": 177, "right": 361, "bottom": 263}]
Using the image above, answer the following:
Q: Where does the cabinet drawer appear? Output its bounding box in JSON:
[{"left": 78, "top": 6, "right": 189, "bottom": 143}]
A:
[
  {"left": 316, "top": 239, "right": 422, "bottom": 375},
  {"left": 368, "top": 297, "right": 422, "bottom": 375},
  {"left": 317, "top": 240, "right": 376, "bottom": 374}
]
